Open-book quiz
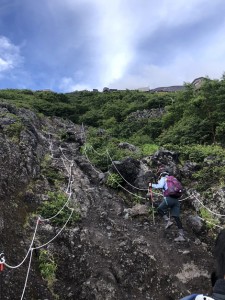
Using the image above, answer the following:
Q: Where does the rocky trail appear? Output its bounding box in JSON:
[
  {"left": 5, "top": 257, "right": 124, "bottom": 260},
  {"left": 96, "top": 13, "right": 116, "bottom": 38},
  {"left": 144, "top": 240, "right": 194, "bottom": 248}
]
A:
[{"left": 0, "top": 103, "right": 219, "bottom": 299}]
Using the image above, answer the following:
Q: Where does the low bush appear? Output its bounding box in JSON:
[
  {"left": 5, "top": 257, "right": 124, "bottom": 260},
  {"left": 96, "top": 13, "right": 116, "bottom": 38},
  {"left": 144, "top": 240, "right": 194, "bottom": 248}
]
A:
[
  {"left": 106, "top": 173, "right": 123, "bottom": 189},
  {"left": 38, "top": 192, "right": 80, "bottom": 226}
]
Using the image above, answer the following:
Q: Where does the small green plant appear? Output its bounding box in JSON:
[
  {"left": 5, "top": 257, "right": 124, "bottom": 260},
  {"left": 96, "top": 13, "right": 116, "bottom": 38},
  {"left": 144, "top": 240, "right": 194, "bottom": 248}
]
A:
[
  {"left": 38, "top": 192, "right": 81, "bottom": 226},
  {"left": 148, "top": 206, "right": 157, "bottom": 220},
  {"left": 2, "top": 114, "right": 24, "bottom": 142},
  {"left": 199, "top": 208, "right": 219, "bottom": 229},
  {"left": 141, "top": 143, "right": 159, "bottom": 156},
  {"left": 42, "top": 167, "right": 65, "bottom": 185},
  {"left": 132, "top": 194, "right": 142, "bottom": 204},
  {"left": 106, "top": 173, "right": 123, "bottom": 189},
  {"left": 193, "top": 166, "right": 225, "bottom": 191},
  {"left": 41, "top": 155, "right": 65, "bottom": 185},
  {"left": 41, "top": 154, "right": 52, "bottom": 168},
  {"left": 81, "top": 142, "right": 93, "bottom": 154},
  {"left": 39, "top": 249, "right": 57, "bottom": 289}
]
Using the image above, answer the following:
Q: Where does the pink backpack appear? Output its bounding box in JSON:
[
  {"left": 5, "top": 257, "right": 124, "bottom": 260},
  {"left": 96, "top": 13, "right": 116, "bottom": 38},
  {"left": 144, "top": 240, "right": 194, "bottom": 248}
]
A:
[{"left": 164, "top": 176, "right": 183, "bottom": 198}]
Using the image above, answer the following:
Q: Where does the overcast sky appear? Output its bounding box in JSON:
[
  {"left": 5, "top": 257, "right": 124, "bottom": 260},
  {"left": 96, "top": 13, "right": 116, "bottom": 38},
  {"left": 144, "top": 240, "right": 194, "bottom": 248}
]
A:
[{"left": 1, "top": 0, "right": 225, "bottom": 92}]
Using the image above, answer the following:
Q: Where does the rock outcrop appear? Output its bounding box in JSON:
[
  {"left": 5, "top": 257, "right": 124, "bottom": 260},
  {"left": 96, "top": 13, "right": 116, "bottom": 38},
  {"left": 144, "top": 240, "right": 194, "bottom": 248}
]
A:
[{"left": 0, "top": 103, "right": 221, "bottom": 300}]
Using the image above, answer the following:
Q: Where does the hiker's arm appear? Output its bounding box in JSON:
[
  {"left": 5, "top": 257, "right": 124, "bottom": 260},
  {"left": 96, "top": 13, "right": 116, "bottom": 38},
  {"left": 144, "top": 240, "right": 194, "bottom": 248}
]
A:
[{"left": 152, "top": 177, "right": 165, "bottom": 189}]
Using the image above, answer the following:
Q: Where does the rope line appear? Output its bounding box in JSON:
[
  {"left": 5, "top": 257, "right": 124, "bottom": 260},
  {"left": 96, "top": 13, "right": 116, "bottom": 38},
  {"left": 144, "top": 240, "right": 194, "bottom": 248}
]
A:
[
  {"left": 1, "top": 130, "right": 78, "bottom": 299},
  {"left": 81, "top": 125, "right": 225, "bottom": 227},
  {"left": 192, "top": 194, "right": 225, "bottom": 217},
  {"left": 87, "top": 143, "right": 192, "bottom": 202},
  {"left": 20, "top": 249, "right": 33, "bottom": 300},
  {"left": 106, "top": 149, "right": 148, "bottom": 191},
  {"left": 3, "top": 216, "right": 40, "bottom": 269},
  {"left": 83, "top": 148, "right": 102, "bottom": 175},
  {"left": 33, "top": 209, "right": 74, "bottom": 250},
  {"left": 39, "top": 193, "right": 72, "bottom": 222},
  {"left": 198, "top": 216, "right": 223, "bottom": 229}
]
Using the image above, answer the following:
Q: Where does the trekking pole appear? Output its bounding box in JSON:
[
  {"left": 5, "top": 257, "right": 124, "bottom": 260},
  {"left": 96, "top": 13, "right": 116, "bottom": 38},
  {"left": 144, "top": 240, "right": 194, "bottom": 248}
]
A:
[{"left": 149, "top": 184, "right": 155, "bottom": 225}]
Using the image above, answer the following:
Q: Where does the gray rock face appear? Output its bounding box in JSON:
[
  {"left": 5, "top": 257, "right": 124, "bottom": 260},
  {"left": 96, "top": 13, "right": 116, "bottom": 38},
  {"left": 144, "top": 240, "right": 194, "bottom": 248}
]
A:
[
  {"left": 128, "top": 108, "right": 165, "bottom": 120},
  {"left": 118, "top": 142, "right": 138, "bottom": 152},
  {"left": 0, "top": 103, "right": 219, "bottom": 300}
]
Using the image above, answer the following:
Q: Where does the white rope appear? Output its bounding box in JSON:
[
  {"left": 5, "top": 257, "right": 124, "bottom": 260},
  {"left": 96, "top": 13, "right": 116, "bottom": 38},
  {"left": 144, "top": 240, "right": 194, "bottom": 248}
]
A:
[
  {"left": 89, "top": 145, "right": 108, "bottom": 156},
  {"left": 83, "top": 148, "right": 102, "bottom": 175},
  {"left": 179, "top": 195, "right": 192, "bottom": 202},
  {"left": 1, "top": 131, "right": 78, "bottom": 300},
  {"left": 86, "top": 143, "right": 193, "bottom": 203},
  {"left": 81, "top": 124, "right": 225, "bottom": 225},
  {"left": 192, "top": 194, "right": 225, "bottom": 217},
  {"left": 65, "top": 163, "right": 74, "bottom": 194},
  {"left": 3, "top": 216, "right": 40, "bottom": 269},
  {"left": 106, "top": 149, "right": 148, "bottom": 191},
  {"left": 59, "top": 147, "right": 74, "bottom": 164},
  {"left": 20, "top": 249, "right": 33, "bottom": 300},
  {"left": 198, "top": 216, "right": 223, "bottom": 229},
  {"left": 82, "top": 141, "right": 163, "bottom": 199},
  {"left": 39, "top": 193, "right": 72, "bottom": 222},
  {"left": 33, "top": 209, "right": 74, "bottom": 250},
  {"left": 104, "top": 171, "right": 145, "bottom": 200},
  {"left": 61, "top": 156, "right": 71, "bottom": 174}
]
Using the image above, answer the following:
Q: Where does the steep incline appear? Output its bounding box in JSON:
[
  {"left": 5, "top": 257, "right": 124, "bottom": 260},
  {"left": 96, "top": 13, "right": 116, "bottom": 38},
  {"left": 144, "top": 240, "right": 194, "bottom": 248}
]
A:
[{"left": 0, "top": 103, "right": 215, "bottom": 300}]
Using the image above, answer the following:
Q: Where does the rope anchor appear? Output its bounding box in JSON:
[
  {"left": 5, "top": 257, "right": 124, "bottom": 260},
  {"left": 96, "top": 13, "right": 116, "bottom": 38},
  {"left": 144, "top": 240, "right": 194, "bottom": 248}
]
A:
[{"left": 0, "top": 252, "right": 5, "bottom": 271}]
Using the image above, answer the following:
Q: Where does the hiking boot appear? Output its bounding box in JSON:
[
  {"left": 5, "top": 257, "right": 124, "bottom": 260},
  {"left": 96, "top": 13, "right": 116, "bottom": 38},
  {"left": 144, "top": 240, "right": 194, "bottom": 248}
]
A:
[
  {"left": 165, "top": 220, "right": 173, "bottom": 229},
  {"left": 174, "top": 234, "right": 185, "bottom": 242}
]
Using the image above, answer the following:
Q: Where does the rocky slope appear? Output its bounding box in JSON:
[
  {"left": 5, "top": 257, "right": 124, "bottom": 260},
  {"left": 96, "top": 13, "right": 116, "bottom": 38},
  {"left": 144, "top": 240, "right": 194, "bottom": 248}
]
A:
[{"left": 0, "top": 102, "right": 222, "bottom": 300}]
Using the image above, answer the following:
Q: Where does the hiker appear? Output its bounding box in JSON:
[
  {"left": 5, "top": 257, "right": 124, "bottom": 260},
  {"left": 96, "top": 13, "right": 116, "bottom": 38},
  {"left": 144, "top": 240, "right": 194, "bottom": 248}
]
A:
[
  {"left": 149, "top": 166, "right": 185, "bottom": 242},
  {"left": 180, "top": 228, "right": 225, "bottom": 299}
]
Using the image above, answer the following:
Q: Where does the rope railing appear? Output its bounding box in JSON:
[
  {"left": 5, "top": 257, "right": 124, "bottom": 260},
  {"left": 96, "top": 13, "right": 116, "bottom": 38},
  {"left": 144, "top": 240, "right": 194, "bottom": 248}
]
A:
[
  {"left": 0, "top": 130, "right": 77, "bottom": 299},
  {"left": 81, "top": 125, "right": 225, "bottom": 227},
  {"left": 2, "top": 216, "right": 40, "bottom": 269}
]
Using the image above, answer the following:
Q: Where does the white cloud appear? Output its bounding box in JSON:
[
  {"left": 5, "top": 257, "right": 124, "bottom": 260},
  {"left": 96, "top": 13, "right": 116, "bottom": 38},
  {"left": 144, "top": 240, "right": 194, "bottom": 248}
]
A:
[
  {"left": 0, "top": 36, "right": 23, "bottom": 73},
  {"left": 85, "top": 0, "right": 223, "bottom": 89},
  {"left": 59, "top": 77, "right": 92, "bottom": 92},
  {"left": 1, "top": 0, "right": 225, "bottom": 91}
]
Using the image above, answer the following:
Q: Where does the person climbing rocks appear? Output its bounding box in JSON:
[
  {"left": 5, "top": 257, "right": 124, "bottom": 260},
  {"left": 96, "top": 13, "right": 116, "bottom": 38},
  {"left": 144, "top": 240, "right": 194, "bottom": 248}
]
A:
[
  {"left": 180, "top": 228, "right": 225, "bottom": 299},
  {"left": 149, "top": 166, "right": 185, "bottom": 242}
]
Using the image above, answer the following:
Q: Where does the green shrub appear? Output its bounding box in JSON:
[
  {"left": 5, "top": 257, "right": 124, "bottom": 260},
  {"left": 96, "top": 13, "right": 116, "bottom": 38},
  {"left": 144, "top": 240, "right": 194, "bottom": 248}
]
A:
[
  {"left": 38, "top": 248, "right": 61, "bottom": 298},
  {"left": 132, "top": 194, "right": 143, "bottom": 204},
  {"left": 4, "top": 121, "right": 24, "bottom": 141},
  {"left": 39, "top": 249, "right": 57, "bottom": 288},
  {"left": 41, "top": 155, "right": 65, "bottom": 185},
  {"left": 43, "top": 168, "right": 65, "bottom": 185},
  {"left": 106, "top": 173, "right": 123, "bottom": 189},
  {"left": 141, "top": 144, "right": 159, "bottom": 156},
  {"left": 38, "top": 192, "right": 80, "bottom": 226},
  {"left": 164, "top": 144, "right": 225, "bottom": 163},
  {"left": 193, "top": 165, "right": 225, "bottom": 191},
  {"left": 199, "top": 208, "right": 219, "bottom": 229}
]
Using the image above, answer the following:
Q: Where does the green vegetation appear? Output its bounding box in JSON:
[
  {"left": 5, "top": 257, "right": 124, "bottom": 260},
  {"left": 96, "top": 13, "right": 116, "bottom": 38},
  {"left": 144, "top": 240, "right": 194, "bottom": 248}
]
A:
[
  {"left": 38, "top": 192, "right": 80, "bottom": 226},
  {"left": 106, "top": 173, "right": 123, "bottom": 189},
  {"left": 4, "top": 121, "right": 24, "bottom": 142},
  {"left": 39, "top": 249, "right": 58, "bottom": 297},
  {"left": 0, "top": 111, "right": 24, "bottom": 142},
  {"left": 2, "top": 76, "right": 225, "bottom": 192},
  {"left": 39, "top": 249, "right": 57, "bottom": 282},
  {"left": 1, "top": 78, "right": 225, "bottom": 149},
  {"left": 41, "top": 155, "right": 65, "bottom": 186},
  {"left": 199, "top": 208, "right": 219, "bottom": 229}
]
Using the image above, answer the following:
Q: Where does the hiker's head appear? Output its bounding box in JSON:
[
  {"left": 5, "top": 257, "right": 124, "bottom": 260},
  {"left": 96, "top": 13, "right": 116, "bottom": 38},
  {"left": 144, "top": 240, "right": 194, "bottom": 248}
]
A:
[
  {"left": 157, "top": 166, "right": 170, "bottom": 177},
  {"left": 214, "top": 228, "right": 225, "bottom": 279}
]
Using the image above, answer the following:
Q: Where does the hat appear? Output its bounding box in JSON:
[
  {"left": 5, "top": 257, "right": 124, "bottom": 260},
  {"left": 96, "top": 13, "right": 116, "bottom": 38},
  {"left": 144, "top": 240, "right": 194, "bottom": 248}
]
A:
[{"left": 157, "top": 166, "right": 170, "bottom": 177}]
